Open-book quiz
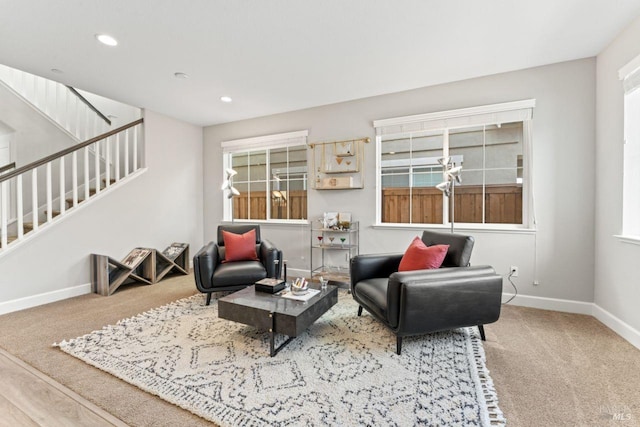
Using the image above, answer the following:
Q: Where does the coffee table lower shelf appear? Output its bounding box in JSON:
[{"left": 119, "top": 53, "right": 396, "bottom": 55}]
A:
[{"left": 218, "top": 284, "right": 338, "bottom": 357}]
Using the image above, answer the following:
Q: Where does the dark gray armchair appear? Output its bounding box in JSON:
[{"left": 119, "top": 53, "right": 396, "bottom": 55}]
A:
[
  {"left": 350, "top": 230, "right": 502, "bottom": 354},
  {"left": 194, "top": 224, "right": 283, "bottom": 305}
]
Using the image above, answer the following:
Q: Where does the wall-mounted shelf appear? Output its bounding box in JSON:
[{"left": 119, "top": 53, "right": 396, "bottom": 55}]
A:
[{"left": 310, "top": 137, "right": 368, "bottom": 190}]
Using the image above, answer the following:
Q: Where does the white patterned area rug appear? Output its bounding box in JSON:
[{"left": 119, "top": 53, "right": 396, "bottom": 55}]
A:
[{"left": 55, "top": 293, "right": 506, "bottom": 426}]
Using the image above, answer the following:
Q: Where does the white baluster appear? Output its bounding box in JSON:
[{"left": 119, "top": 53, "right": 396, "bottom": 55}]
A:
[
  {"left": 72, "top": 151, "right": 78, "bottom": 207},
  {"left": 32, "top": 169, "right": 39, "bottom": 232},
  {"left": 53, "top": 84, "right": 59, "bottom": 122},
  {"left": 44, "top": 79, "right": 50, "bottom": 116},
  {"left": 1, "top": 181, "right": 7, "bottom": 248},
  {"left": 59, "top": 156, "right": 66, "bottom": 215},
  {"left": 46, "top": 162, "right": 52, "bottom": 222},
  {"left": 115, "top": 133, "right": 120, "bottom": 181},
  {"left": 124, "top": 129, "right": 129, "bottom": 177},
  {"left": 94, "top": 141, "right": 101, "bottom": 194},
  {"left": 75, "top": 96, "right": 81, "bottom": 140},
  {"left": 84, "top": 147, "right": 90, "bottom": 201},
  {"left": 93, "top": 113, "right": 97, "bottom": 140},
  {"left": 16, "top": 175, "right": 23, "bottom": 239},
  {"left": 64, "top": 88, "right": 70, "bottom": 131},
  {"left": 105, "top": 137, "right": 111, "bottom": 188},
  {"left": 133, "top": 127, "right": 138, "bottom": 171}
]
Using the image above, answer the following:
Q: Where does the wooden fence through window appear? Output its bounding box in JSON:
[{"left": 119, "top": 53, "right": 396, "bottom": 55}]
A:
[
  {"left": 233, "top": 190, "right": 307, "bottom": 220},
  {"left": 382, "top": 185, "right": 522, "bottom": 224}
]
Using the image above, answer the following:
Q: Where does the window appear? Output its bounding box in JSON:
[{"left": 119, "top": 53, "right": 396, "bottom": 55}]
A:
[
  {"left": 374, "top": 100, "right": 534, "bottom": 228},
  {"left": 221, "top": 131, "right": 308, "bottom": 222},
  {"left": 620, "top": 57, "right": 640, "bottom": 238}
]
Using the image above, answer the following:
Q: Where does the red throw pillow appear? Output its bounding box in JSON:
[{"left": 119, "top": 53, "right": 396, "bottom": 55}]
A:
[
  {"left": 398, "top": 237, "right": 449, "bottom": 272},
  {"left": 222, "top": 229, "right": 258, "bottom": 262}
]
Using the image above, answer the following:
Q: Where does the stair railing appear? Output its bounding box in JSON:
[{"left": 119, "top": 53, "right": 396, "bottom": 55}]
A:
[
  {"left": 0, "top": 64, "right": 112, "bottom": 141},
  {"left": 0, "top": 119, "right": 144, "bottom": 251},
  {"left": 0, "top": 162, "right": 15, "bottom": 175}
]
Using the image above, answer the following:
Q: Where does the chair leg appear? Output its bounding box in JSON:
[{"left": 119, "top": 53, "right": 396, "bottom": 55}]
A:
[
  {"left": 478, "top": 325, "right": 486, "bottom": 341},
  {"left": 357, "top": 306, "right": 363, "bottom": 316},
  {"left": 206, "top": 293, "right": 212, "bottom": 306},
  {"left": 396, "top": 336, "right": 402, "bottom": 355}
]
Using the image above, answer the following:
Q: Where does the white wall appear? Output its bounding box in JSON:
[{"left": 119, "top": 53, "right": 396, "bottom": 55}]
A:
[
  {"left": 204, "top": 58, "right": 596, "bottom": 304},
  {"left": 0, "top": 110, "right": 203, "bottom": 306},
  {"left": 0, "top": 83, "right": 78, "bottom": 167},
  {"left": 594, "top": 16, "right": 640, "bottom": 334}
]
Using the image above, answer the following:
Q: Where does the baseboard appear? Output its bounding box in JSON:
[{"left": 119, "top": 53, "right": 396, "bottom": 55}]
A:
[
  {"left": 592, "top": 304, "right": 640, "bottom": 351},
  {"left": 286, "top": 267, "right": 310, "bottom": 280},
  {"left": 0, "top": 283, "right": 91, "bottom": 316},
  {"left": 502, "top": 293, "right": 640, "bottom": 351},
  {"left": 501, "top": 292, "right": 594, "bottom": 315}
]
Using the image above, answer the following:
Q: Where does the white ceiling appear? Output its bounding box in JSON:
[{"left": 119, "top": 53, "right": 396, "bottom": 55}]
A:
[{"left": 1, "top": 1, "right": 640, "bottom": 127}]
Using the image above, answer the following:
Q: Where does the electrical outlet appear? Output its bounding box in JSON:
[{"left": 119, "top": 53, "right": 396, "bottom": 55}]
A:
[
  {"left": 510, "top": 266, "right": 519, "bottom": 277},
  {"left": 533, "top": 280, "right": 540, "bottom": 286}
]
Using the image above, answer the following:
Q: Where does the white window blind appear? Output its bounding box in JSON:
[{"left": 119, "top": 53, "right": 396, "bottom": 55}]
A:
[
  {"left": 222, "top": 130, "right": 308, "bottom": 153},
  {"left": 373, "top": 100, "right": 535, "bottom": 137}
]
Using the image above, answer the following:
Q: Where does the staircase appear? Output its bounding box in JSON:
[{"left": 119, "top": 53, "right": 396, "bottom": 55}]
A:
[
  {"left": 0, "top": 64, "right": 112, "bottom": 142},
  {"left": 0, "top": 119, "right": 145, "bottom": 255},
  {"left": 0, "top": 64, "right": 145, "bottom": 257}
]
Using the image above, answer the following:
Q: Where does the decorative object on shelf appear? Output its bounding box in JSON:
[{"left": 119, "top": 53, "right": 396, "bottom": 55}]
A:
[
  {"left": 435, "top": 157, "right": 463, "bottom": 233},
  {"left": 310, "top": 137, "right": 369, "bottom": 190},
  {"left": 91, "top": 243, "right": 189, "bottom": 296},
  {"left": 221, "top": 168, "right": 239, "bottom": 222}
]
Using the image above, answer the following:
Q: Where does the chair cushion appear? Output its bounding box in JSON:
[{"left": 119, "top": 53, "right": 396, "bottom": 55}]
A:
[
  {"left": 354, "top": 278, "right": 394, "bottom": 327},
  {"left": 398, "top": 237, "right": 449, "bottom": 272},
  {"left": 222, "top": 229, "right": 258, "bottom": 262},
  {"left": 212, "top": 260, "right": 266, "bottom": 287},
  {"left": 421, "top": 230, "right": 474, "bottom": 267}
]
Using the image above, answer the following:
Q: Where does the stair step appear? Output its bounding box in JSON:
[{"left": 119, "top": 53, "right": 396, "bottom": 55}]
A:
[
  {"left": 64, "top": 188, "right": 97, "bottom": 206},
  {"left": 44, "top": 210, "right": 61, "bottom": 218},
  {"left": 23, "top": 222, "right": 33, "bottom": 232},
  {"left": 102, "top": 178, "right": 116, "bottom": 185}
]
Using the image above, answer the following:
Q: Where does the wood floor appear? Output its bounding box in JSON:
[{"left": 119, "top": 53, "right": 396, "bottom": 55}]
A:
[{"left": 0, "top": 349, "right": 127, "bottom": 427}]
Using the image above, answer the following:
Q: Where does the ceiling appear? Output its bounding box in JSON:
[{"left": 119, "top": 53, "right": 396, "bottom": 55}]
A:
[{"left": 1, "top": 1, "right": 640, "bottom": 127}]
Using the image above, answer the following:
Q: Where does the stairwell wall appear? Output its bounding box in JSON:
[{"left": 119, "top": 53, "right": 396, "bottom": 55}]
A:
[{"left": 0, "top": 110, "right": 203, "bottom": 311}]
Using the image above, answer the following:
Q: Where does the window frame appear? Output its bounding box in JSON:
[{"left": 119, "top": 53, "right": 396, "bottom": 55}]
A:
[
  {"left": 373, "top": 100, "right": 536, "bottom": 231},
  {"left": 616, "top": 55, "right": 640, "bottom": 245},
  {"left": 221, "top": 130, "right": 309, "bottom": 224}
]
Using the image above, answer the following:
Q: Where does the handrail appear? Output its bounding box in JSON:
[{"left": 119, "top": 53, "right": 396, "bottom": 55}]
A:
[
  {"left": 0, "top": 162, "right": 16, "bottom": 175},
  {"left": 65, "top": 86, "right": 112, "bottom": 126},
  {"left": 0, "top": 118, "right": 143, "bottom": 184}
]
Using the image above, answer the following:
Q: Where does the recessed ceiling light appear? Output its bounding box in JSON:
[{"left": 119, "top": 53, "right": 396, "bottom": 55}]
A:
[
  {"left": 50, "top": 68, "right": 63, "bottom": 74},
  {"left": 220, "top": 96, "right": 233, "bottom": 103},
  {"left": 174, "top": 72, "right": 189, "bottom": 79},
  {"left": 95, "top": 34, "right": 118, "bottom": 46}
]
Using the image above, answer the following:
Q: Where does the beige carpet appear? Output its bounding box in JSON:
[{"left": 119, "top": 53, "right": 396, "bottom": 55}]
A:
[{"left": 0, "top": 274, "right": 639, "bottom": 426}]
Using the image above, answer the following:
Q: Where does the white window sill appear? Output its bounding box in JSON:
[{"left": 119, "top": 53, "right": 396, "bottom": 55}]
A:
[
  {"left": 221, "top": 219, "right": 310, "bottom": 226},
  {"left": 614, "top": 235, "right": 640, "bottom": 246},
  {"left": 372, "top": 223, "right": 536, "bottom": 234}
]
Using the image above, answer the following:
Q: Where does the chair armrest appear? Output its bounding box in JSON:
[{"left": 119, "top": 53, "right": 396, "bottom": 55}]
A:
[
  {"left": 259, "top": 239, "right": 283, "bottom": 279},
  {"left": 193, "top": 242, "right": 219, "bottom": 292},
  {"left": 350, "top": 253, "right": 403, "bottom": 288},
  {"left": 389, "top": 265, "right": 503, "bottom": 335}
]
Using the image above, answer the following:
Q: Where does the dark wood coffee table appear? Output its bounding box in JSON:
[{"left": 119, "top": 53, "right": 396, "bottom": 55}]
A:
[{"left": 218, "top": 283, "right": 338, "bottom": 356}]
